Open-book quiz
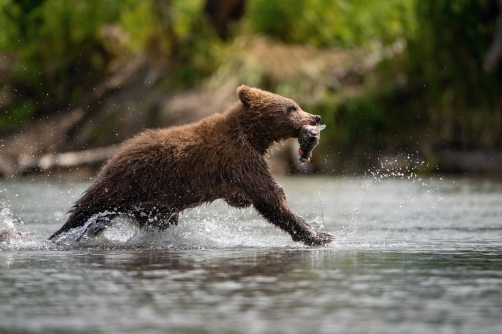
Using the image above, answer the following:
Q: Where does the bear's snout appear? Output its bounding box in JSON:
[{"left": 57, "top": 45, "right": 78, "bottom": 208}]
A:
[{"left": 305, "top": 115, "right": 321, "bottom": 126}]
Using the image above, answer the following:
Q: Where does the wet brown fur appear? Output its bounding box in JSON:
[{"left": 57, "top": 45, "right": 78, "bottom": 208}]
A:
[{"left": 49, "top": 86, "right": 335, "bottom": 245}]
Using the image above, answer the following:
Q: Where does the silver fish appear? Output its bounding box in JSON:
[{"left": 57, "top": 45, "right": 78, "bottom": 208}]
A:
[{"left": 298, "top": 124, "right": 326, "bottom": 164}]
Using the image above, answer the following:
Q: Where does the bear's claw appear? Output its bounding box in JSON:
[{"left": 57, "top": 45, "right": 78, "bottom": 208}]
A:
[
  {"left": 292, "top": 231, "right": 336, "bottom": 246},
  {"left": 304, "top": 232, "right": 336, "bottom": 246}
]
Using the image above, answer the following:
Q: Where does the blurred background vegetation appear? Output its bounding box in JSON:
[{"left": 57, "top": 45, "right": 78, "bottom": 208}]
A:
[{"left": 1, "top": 0, "right": 501, "bottom": 177}]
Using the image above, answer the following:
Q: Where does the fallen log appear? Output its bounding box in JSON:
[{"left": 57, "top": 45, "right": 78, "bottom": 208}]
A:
[
  {"left": 37, "top": 146, "right": 117, "bottom": 171},
  {"left": 1, "top": 144, "right": 117, "bottom": 176}
]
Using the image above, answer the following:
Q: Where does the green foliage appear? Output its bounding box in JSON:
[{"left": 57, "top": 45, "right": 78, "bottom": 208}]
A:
[
  {"left": 408, "top": 0, "right": 499, "bottom": 99},
  {"left": 119, "top": 1, "right": 156, "bottom": 52},
  {"left": 247, "top": 0, "right": 415, "bottom": 47},
  {"left": 0, "top": 100, "right": 35, "bottom": 131},
  {"left": 317, "top": 0, "right": 502, "bottom": 159},
  {"left": 2, "top": 0, "right": 123, "bottom": 67},
  {"left": 0, "top": 0, "right": 222, "bottom": 130},
  {"left": 0, "top": 0, "right": 127, "bottom": 129},
  {"left": 402, "top": 0, "right": 502, "bottom": 148},
  {"left": 171, "top": 0, "right": 222, "bottom": 86},
  {"left": 2, "top": 0, "right": 501, "bottom": 160},
  {"left": 311, "top": 92, "right": 388, "bottom": 155}
]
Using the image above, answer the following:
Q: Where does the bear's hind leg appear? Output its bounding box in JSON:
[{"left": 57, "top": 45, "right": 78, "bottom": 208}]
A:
[
  {"left": 130, "top": 203, "right": 178, "bottom": 231},
  {"left": 76, "top": 212, "right": 119, "bottom": 242}
]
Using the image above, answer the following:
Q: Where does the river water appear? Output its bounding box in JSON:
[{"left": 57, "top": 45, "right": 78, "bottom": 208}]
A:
[{"left": 0, "top": 174, "right": 501, "bottom": 333}]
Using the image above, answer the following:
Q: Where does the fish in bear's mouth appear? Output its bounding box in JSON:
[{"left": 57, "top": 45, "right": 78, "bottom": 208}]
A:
[{"left": 298, "top": 124, "right": 326, "bottom": 165}]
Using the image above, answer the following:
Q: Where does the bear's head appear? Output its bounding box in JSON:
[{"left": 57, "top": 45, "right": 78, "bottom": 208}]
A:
[{"left": 236, "top": 85, "right": 321, "bottom": 151}]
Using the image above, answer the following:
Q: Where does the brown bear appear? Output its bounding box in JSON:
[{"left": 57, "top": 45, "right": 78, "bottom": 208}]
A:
[{"left": 49, "top": 86, "right": 335, "bottom": 246}]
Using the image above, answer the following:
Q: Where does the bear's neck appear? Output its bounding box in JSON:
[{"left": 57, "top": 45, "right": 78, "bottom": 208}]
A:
[{"left": 227, "top": 105, "right": 278, "bottom": 155}]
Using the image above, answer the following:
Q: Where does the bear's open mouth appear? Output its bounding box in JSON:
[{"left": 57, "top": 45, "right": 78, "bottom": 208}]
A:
[
  {"left": 293, "top": 118, "right": 319, "bottom": 138},
  {"left": 296, "top": 119, "right": 318, "bottom": 133}
]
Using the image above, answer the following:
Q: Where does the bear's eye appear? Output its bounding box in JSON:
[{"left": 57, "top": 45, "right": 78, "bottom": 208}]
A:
[{"left": 287, "top": 106, "right": 297, "bottom": 113}]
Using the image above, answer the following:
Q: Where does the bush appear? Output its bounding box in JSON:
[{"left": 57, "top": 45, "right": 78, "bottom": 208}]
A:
[
  {"left": 404, "top": 0, "right": 502, "bottom": 148},
  {"left": 0, "top": 0, "right": 125, "bottom": 130},
  {"left": 247, "top": 0, "right": 415, "bottom": 47}
]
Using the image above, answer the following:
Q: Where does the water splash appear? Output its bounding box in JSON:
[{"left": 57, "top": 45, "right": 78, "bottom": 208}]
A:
[
  {"left": 0, "top": 208, "right": 21, "bottom": 242},
  {"left": 0, "top": 169, "right": 454, "bottom": 251},
  {"left": 0, "top": 207, "right": 33, "bottom": 247},
  {"left": 48, "top": 205, "right": 299, "bottom": 250},
  {"left": 336, "top": 152, "right": 443, "bottom": 247}
]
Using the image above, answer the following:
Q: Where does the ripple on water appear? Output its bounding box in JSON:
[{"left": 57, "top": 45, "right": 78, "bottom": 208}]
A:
[{"left": 0, "top": 175, "right": 502, "bottom": 333}]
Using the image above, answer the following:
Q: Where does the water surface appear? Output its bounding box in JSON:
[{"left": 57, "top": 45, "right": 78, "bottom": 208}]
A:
[{"left": 1, "top": 175, "right": 501, "bottom": 333}]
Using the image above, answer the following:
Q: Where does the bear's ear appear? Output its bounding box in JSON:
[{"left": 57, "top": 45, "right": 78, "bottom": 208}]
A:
[{"left": 237, "top": 85, "right": 258, "bottom": 107}]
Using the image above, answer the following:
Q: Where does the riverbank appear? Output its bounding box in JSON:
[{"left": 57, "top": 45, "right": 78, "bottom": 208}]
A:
[{"left": 2, "top": 1, "right": 502, "bottom": 178}]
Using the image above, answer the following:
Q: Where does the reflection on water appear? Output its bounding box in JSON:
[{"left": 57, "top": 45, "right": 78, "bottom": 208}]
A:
[
  {"left": 1, "top": 249, "right": 501, "bottom": 333},
  {"left": 0, "top": 176, "right": 501, "bottom": 333}
]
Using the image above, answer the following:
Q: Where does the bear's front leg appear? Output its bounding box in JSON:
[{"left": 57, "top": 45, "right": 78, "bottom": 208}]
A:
[
  {"left": 286, "top": 212, "right": 336, "bottom": 246},
  {"left": 254, "top": 197, "right": 335, "bottom": 246},
  {"left": 240, "top": 171, "right": 335, "bottom": 246}
]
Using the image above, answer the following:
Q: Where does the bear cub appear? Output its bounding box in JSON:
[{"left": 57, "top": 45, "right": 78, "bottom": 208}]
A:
[{"left": 49, "top": 86, "right": 335, "bottom": 246}]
